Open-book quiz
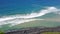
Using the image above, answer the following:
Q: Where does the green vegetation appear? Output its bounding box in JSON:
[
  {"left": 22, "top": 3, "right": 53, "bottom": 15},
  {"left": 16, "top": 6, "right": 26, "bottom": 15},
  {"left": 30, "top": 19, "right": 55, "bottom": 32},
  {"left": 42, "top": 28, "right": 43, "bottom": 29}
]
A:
[
  {"left": 0, "top": 31, "right": 4, "bottom": 34},
  {"left": 41, "top": 32, "right": 60, "bottom": 34}
]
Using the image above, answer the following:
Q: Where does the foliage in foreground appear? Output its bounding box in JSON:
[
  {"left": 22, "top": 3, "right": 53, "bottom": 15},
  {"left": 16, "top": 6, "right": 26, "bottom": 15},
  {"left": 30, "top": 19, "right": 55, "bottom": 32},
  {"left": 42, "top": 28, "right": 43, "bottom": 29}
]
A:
[
  {"left": 0, "top": 31, "right": 4, "bottom": 34},
  {"left": 41, "top": 32, "right": 60, "bottom": 34}
]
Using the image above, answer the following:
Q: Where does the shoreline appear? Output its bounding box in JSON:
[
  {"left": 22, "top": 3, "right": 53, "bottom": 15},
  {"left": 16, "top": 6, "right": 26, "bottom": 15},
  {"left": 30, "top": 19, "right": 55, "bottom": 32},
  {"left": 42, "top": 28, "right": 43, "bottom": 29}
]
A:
[{"left": 5, "top": 26, "right": 60, "bottom": 34}]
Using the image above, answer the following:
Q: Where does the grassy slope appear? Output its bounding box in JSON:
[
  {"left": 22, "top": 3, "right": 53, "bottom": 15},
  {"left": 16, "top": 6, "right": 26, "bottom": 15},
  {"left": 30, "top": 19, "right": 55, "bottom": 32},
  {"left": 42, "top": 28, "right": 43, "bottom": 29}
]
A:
[{"left": 41, "top": 32, "right": 60, "bottom": 34}]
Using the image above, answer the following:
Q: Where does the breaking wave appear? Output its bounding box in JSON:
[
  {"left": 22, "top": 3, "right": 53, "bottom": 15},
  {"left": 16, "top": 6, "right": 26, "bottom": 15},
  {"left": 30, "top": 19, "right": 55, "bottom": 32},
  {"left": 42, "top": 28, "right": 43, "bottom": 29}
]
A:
[{"left": 0, "top": 7, "right": 60, "bottom": 27}]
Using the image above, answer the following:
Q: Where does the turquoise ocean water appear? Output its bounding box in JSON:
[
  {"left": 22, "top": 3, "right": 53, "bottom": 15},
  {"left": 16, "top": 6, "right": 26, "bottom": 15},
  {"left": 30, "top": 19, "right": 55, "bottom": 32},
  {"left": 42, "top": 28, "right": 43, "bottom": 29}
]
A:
[{"left": 0, "top": 0, "right": 60, "bottom": 31}]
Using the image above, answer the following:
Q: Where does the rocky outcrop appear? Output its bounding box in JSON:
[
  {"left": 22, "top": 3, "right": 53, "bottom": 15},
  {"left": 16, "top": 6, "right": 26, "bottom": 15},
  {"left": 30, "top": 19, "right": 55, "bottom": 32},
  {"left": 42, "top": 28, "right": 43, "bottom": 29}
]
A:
[{"left": 5, "top": 26, "right": 60, "bottom": 34}]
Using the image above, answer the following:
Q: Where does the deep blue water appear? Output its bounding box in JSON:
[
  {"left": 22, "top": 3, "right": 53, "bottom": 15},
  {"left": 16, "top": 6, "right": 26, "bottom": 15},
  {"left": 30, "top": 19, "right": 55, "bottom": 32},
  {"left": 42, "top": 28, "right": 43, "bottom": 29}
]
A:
[{"left": 0, "top": 0, "right": 60, "bottom": 16}]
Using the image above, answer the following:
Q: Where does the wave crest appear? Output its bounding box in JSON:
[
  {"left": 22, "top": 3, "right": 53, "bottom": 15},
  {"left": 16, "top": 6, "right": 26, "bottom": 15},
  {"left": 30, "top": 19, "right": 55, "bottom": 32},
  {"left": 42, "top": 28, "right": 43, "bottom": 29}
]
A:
[{"left": 0, "top": 7, "right": 60, "bottom": 27}]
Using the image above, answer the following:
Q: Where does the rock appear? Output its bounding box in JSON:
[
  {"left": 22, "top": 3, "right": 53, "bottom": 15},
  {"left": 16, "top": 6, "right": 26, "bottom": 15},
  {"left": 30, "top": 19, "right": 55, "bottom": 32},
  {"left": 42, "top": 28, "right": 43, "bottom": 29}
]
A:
[{"left": 5, "top": 26, "right": 60, "bottom": 34}]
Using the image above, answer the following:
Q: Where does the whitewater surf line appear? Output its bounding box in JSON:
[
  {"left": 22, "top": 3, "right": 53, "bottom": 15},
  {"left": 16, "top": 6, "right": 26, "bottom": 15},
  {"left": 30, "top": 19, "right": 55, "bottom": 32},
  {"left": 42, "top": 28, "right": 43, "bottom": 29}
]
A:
[
  {"left": 0, "top": 19, "right": 44, "bottom": 27},
  {"left": 0, "top": 7, "right": 60, "bottom": 27}
]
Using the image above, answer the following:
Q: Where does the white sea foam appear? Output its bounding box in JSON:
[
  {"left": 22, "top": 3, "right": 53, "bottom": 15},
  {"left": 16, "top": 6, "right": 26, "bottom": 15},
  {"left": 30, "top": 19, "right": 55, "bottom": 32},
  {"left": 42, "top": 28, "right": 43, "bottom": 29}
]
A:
[{"left": 0, "top": 7, "right": 60, "bottom": 27}]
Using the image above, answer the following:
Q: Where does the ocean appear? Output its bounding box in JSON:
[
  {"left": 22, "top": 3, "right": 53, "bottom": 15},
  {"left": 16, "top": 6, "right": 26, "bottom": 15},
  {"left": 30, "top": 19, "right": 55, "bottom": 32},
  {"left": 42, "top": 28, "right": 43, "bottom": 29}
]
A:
[{"left": 0, "top": 0, "right": 60, "bottom": 31}]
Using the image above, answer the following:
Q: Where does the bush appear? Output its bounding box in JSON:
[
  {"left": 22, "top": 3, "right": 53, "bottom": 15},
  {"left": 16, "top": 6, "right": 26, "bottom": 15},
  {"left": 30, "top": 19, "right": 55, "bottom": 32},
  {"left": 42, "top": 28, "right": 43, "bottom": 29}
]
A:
[{"left": 0, "top": 31, "right": 4, "bottom": 34}]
